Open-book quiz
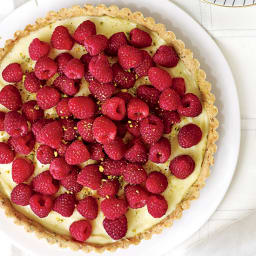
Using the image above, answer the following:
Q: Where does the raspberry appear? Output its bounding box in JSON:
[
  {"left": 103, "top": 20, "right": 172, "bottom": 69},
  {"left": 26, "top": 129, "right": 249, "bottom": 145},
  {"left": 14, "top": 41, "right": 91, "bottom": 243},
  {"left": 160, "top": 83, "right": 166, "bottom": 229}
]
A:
[
  {"left": 125, "top": 138, "right": 147, "bottom": 164},
  {"left": 84, "top": 69, "right": 94, "bottom": 83},
  {"left": 148, "top": 67, "right": 172, "bottom": 92},
  {"left": 31, "top": 118, "right": 51, "bottom": 140},
  {"left": 116, "top": 121, "right": 127, "bottom": 138},
  {"left": 77, "top": 196, "right": 98, "bottom": 220},
  {"left": 4, "top": 111, "right": 28, "bottom": 138},
  {"left": 159, "top": 88, "right": 181, "bottom": 111},
  {"left": 32, "top": 170, "right": 59, "bottom": 195},
  {"left": 12, "top": 158, "right": 34, "bottom": 183},
  {"left": 178, "top": 123, "right": 202, "bottom": 148},
  {"left": 103, "top": 137, "right": 126, "bottom": 161},
  {"left": 101, "top": 198, "right": 128, "bottom": 220},
  {"left": 34, "top": 57, "right": 58, "bottom": 80},
  {"left": 2, "top": 63, "right": 23, "bottom": 83},
  {"left": 80, "top": 53, "right": 92, "bottom": 66},
  {"left": 51, "top": 25, "right": 74, "bottom": 50},
  {"left": 55, "top": 52, "right": 73, "bottom": 73},
  {"left": 29, "top": 194, "right": 53, "bottom": 218},
  {"left": 84, "top": 34, "right": 108, "bottom": 56},
  {"left": 112, "top": 63, "right": 136, "bottom": 89},
  {"left": 127, "top": 98, "right": 149, "bottom": 121},
  {"left": 149, "top": 137, "right": 171, "bottom": 163},
  {"left": 61, "top": 119, "right": 76, "bottom": 141},
  {"left": 0, "top": 112, "right": 5, "bottom": 131},
  {"left": 8, "top": 132, "right": 35, "bottom": 155},
  {"left": 22, "top": 100, "right": 44, "bottom": 123},
  {"left": 130, "top": 28, "right": 152, "bottom": 48},
  {"left": 124, "top": 184, "right": 148, "bottom": 209},
  {"left": 69, "top": 220, "right": 92, "bottom": 242},
  {"left": 56, "top": 142, "right": 68, "bottom": 157},
  {"left": 53, "top": 75, "right": 79, "bottom": 96},
  {"left": 89, "top": 54, "right": 113, "bottom": 83},
  {"left": 28, "top": 38, "right": 50, "bottom": 61},
  {"left": 169, "top": 155, "right": 195, "bottom": 179},
  {"left": 123, "top": 163, "right": 147, "bottom": 185},
  {"left": 140, "top": 115, "right": 164, "bottom": 144},
  {"left": 0, "top": 84, "right": 22, "bottom": 111},
  {"left": 53, "top": 193, "right": 76, "bottom": 217},
  {"left": 24, "top": 72, "right": 41, "bottom": 93},
  {"left": 49, "top": 157, "right": 71, "bottom": 180},
  {"left": 158, "top": 110, "right": 181, "bottom": 134},
  {"left": 77, "top": 164, "right": 102, "bottom": 190},
  {"left": 60, "top": 168, "right": 83, "bottom": 193},
  {"left": 89, "top": 80, "right": 115, "bottom": 102},
  {"left": 136, "top": 84, "right": 160, "bottom": 107},
  {"left": 65, "top": 140, "right": 90, "bottom": 165},
  {"left": 153, "top": 45, "right": 179, "bottom": 68},
  {"left": 102, "top": 97, "right": 126, "bottom": 121},
  {"left": 36, "top": 145, "right": 55, "bottom": 164},
  {"left": 76, "top": 118, "right": 94, "bottom": 142},
  {"left": 103, "top": 215, "right": 127, "bottom": 240},
  {"left": 118, "top": 45, "right": 144, "bottom": 70},
  {"left": 134, "top": 50, "right": 154, "bottom": 77},
  {"left": 98, "top": 179, "right": 120, "bottom": 197},
  {"left": 126, "top": 120, "right": 140, "bottom": 137},
  {"left": 37, "top": 86, "right": 61, "bottom": 110},
  {"left": 0, "top": 142, "right": 14, "bottom": 164},
  {"left": 147, "top": 194, "right": 168, "bottom": 218},
  {"left": 101, "top": 159, "right": 127, "bottom": 176},
  {"left": 172, "top": 77, "right": 186, "bottom": 96},
  {"left": 105, "top": 32, "right": 128, "bottom": 56},
  {"left": 178, "top": 93, "right": 202, "bottom": 117},
  {"left": 146, "top": 171, "right": 168, "bottom": 194},
  {"left": 73, "top": 20, "right": 96, "bottom": 44},
  {"left": 68, "top": 96, "right": 96, "bottom": 119},
  {"left": 63, "top": 58, "right": 85, "bottom": 80},
  {"left": 92, "top": 116, "right": 117, "bottom": 144},
  {"left": 56, "top": 98, "right": 72, "bottom": 117},
  {"left": 114, "top": 92, "right": 133, "bottom": 105},
  {"left": 11, "top": 183, "right": 32, "bottom": 206},
  {"left": 89, "top": 143, "right": 105, "bottom": 161}
]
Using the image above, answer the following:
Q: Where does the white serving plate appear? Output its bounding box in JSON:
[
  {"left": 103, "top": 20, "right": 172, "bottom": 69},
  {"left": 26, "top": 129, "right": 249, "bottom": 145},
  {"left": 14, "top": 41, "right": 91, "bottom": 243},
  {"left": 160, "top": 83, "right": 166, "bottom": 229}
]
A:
[{"left": 204, "top": 0, "right": 255, "bottom": 7}]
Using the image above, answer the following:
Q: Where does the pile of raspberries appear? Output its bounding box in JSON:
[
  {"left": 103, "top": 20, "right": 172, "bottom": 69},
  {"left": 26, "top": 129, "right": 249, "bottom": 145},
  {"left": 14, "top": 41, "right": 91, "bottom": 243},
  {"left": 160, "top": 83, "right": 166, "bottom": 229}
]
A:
[{"left": 0, "top": 19, "right": 203, "bottom": 242}]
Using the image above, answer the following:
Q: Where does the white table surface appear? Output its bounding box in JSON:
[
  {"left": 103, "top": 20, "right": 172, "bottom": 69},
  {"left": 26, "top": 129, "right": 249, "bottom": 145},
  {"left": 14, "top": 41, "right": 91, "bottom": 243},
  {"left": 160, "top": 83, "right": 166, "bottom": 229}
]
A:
[{"left": 0, "top": 0, "right": 255, "bottom": 255}]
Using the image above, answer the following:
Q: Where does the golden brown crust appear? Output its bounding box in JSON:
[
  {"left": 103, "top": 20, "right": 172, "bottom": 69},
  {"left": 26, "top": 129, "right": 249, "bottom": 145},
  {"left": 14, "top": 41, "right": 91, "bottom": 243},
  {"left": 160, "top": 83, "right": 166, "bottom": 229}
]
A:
[{"left": 0, "top": 4, "right": 218, "bottom": 253}]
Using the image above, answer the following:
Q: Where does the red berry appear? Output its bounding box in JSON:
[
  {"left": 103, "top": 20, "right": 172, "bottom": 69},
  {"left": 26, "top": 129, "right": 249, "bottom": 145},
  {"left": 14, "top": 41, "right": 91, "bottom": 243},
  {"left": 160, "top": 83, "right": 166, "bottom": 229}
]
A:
[
  {"left": 31, "top": 118, "right": 51, "bottom": 140},
  {"left": 0, "top": 84, "right": 22, "bottom": 111},
  {"left": 63, "top": 58, "right": 85, "bottom": 80},
  {"left": 55, "top": 52, "right": 73, "bottom": 73},
  {"left": 77, "top": 196, "right": 98, "bottom": 220},
  {"left": 84, "top": 69, "right": 94, "bottom": 83},
  {"left": 127, "top": 98, "right": 149, "bottom": 121},
  {"left": 125, "top": 138, "right": 148, "bottom": 164},
  {"left": 56, "top": 142, "right": 69, "bottom": 157},
  {"left": 24, "top": 72, "right": 41, "bottom": 93},
  {"left": 29, "top": 194, "right": 53, "bottom": 218},
  {"left": 123, "top": 163, "right": 147, "bottom": 185},
  {"left": 158, "top": 110, "right": 181, "bottom": 134},
  {"left": 130, "top": 28, "right": 152, "bottom": 48},
  {"left": 98, "top": 179, "right": 120, "bottom": 197},
  {"left": 89, "top": 143, "right": 105, "bottom": 161},
  {"left": 178, "top": 93, "right": 202, "bottom": 117},
  {"left": 56, "top": 98, "right": 72, "bottom": 117},
  {"left": 36, "top": 145, "right": 55, "bottom": 164},
  {"left": 53, "top": 75, "right": 79, "bottom": 96},
  {"left": 0, "top": 111, "right": 5, "bottom": 131},
  {"left": 84, "top": 34, "right": 108, "bottom": 56},
  {"left": 148, "top": 67, "right": 172, "bottom": 91},
  {"left": 69, "top": 220, "right": 92, "bottom": 242},
  {"left": 147, "top": 194, "right": 168, "bottom": 218},
  {"left": 136, "top": 84, "right": 160, "bottom": 107},
  {"left": 29, "top": 38, "right": 50, "bottom": 61},
  {"left": 11, "top": 183, "right": 33, "bottom": 206},
  {"left": 134, "top": 50, "right": 154, "bottom": 77},
  {"left": 77, "top": 118, "right": 94, "bottom": 142},
  {"left": 0, "top": 142, "right": 14, "bottom": 164},
  {"left": 125, "top": 184, "right": 149, "bottom": 209},
  {"left": 89, "top": 80, "right": 115, "bottom": 102},
  {"left": 73, "top": 20, "right": 96, "bottom": 44},
  {"left": 103, "top": 137, "right": 126, "bottom": 161},
  {"left": 101, "top": 198, "right": 127, "bottom": 220},
  {"left": 153, "top": 45, "right": 179, "bottom": 68},
  {"left": 2, "top": 63, "right": 23, "bottom": 83},
  {"left": 146, "top": 171, "right": 168, "bottom": 194},
  {"left": 101, "top": 159, "right": 127, "bottom": 176},
  {"left": 80, "top": 53, "right": 92, "bottom": 66},
  {"left": 103, "top": 215, "right": 127, "bottom": 240},
  {"left": 115, "top": 121, "right": 127, "bottom": 138},
  {"left": 149, "top": 137, "right": 171, "bottom": 163},
  {"left": 178, "top": 123, "right": 202, "bottom": 148},
  {"left": 105, "top": 32, "right": 128, "bottom": 56},
  {"left": 34, "top": 57, "right": 57, "bottom": 80},
  {"left": 53, "top": 193, "right": 76, "bottom": 217},
  {"left": 36, "top": 86, "right": 61, "bottom": 110},
  {"left": 61, "top": 119, "right": 76, "bottom": 141},
  {"left": 49, "top": 157, "right": 72, "bottom": 180},
  {"left": 159, "top": 88, "right": 181, "bottom": 111},
  {"left": 12, "top": 158, "right": 34, "bottom": 184},
  {"left": 126, "top": 120, "right": 140, "bottom": 137},
  {"left": 102, "top": 97, "right": 126, "bottom": 121},
  {"left": 60, "top": 168, "right": 82, "bottom": 193},
  {"left": 172, "top": 77, "right": 186, "bottom": 96},
  {"left": 51, "top": 25, "right": 74, "bottom": 50},
  {"left": 22, "top": 100, "right": 44, "bottom": 123}
]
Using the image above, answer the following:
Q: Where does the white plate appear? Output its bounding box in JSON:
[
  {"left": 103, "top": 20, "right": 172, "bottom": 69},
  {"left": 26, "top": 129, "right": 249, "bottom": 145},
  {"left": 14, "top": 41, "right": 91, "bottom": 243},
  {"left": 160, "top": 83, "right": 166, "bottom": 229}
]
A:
[
  {"left": 204, "top": 0, "right": 256, "bottom": 7},
  {"left": 0, "top": 0, "right": 240, "bottom": 255}
]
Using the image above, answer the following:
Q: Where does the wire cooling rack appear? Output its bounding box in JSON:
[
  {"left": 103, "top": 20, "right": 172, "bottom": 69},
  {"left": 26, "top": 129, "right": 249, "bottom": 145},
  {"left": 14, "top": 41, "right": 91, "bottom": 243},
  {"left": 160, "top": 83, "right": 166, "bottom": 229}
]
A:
[{"left": 204, "top": 0, "right": 256, "bottom": 6}]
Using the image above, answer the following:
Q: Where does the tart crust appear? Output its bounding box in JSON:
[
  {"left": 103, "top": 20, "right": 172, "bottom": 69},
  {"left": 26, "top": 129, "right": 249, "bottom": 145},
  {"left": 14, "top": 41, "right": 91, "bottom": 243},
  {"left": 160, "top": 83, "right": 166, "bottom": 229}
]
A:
[{"left": 0, "top": 4, "right": 218, "bottom": 253}]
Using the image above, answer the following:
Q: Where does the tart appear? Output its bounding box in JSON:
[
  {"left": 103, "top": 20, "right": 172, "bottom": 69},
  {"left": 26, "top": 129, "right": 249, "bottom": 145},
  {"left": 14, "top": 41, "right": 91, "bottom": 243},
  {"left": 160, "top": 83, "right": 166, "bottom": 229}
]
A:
[{"left": 0, "top": 4, "right": 218, "bottom": 253}]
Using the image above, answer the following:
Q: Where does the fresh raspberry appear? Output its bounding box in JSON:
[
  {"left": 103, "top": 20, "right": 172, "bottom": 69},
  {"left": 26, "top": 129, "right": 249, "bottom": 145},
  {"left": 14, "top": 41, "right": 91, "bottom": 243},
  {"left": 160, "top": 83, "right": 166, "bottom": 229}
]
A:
[
  {"left": 4, "top": 111, "right": 28, "bottom": 138},
  {"left": 28, "top": 38, "right": 50, "bottom": 61},
  {"left": 103, "top": 137, "right": 126, "bottom": 161},
  {"left": 31, "top": 118, "right": 51, "bottom": 140},
  {"left": 125, "top": 138, "right": 147, "bottom": 164},
  {"left": 73, "top": 20, "right": 96, "bottom": 44},
  {"left": 101, "top": 159, "right": 127, "bottom": 176},
  {"left": 32, "top": 170, "right": 59, "bottom": 195},
  {"left": 61, "top": 119, "right": 76, "bottom": 141},
  {"left": 89, "top": 80, "right": 115, "bottom": 102},
  {"left": 112, "top": 63, "right": 136, "bottom": 89},
  {"left": 103, "top": 215, "right": 127, "bottom": 240},
  {"left": 53, "top": 75, "right": 79, "bottom": 96},
  {"left": 63, "top": 58, "right": 85, "bottom": 80},
  {"left": 140, "top": 115, "right": 164, "bottom": 144},
  {"left": 76, "top": 118, "right": 94, "bottom": 142},
  {"left": 147, "top": 194, "right": 168, "bottom": 218},
  {"left": 49, "top": 157, "right": 72, "bottom": 180},
  {"left": 134, "top": 50, "right": 154, "bottom": 77},
  {"left": 123, "top": 163, "right": 147, "bottom": 185},
  {"left": 130, "top": 28, "right": 152, "bottom": 48},
  {"left": 36, "top": 145, "right": 55, "bottom": 164},
  {"left": 159, "top": 88, "right": 181, "bottom": 111},
  {"left": 102, "top": 97, "right": 126, "bottom": 121},
  {"left": 92, "top": 116, "right": 117, "bottom": 144},
  {"left": 118, "top": 45, "right": 144, "bottom": 70},
  {"left": 37, "top": 86, "right": 61, "bottom": 110},
  {"left": 24, "top": 72, "right": 41, "bottom": 93},
  {"left": 2, "top": 63, "right": 23, "bottom": 83},
  {"left": 53, "top": 193, "right": 76, "bottom": 217},
  {"left": 84, "top": 34, "right": 108, "bottom": 56},
  {"left": 11, "top": 183, "right": 33, "bottom": 206},
  {"left": 101, "top": 198, "right": 128, "bottom": 220},
  {"left": 65, "top": 140, "right": 90, "bottom": 165},
  {"left": 0, "top": 142, "right": 14, "bottom": 164},
  {"left": 68, "top": 96, "right": 96, "bottom": 119},
  {"left": 37, "top": 121, "right": 63, "bottom": 149},
  {"left": 114, "top": 91, "right": 133, "bottom": 105},
  {"left": 12, "top": 158, "right": 34, "bottom": 183},
  {"left": 60, "top": 168, "right": 82, "bottom": 193},
  {"left": 56, "top": 142, "right": 68, "bottom": 157},
  {"left": 149, "top": 137, "right": 171, "bottom": 163},
  {"left": 34, "top": 57, "right": 58, "bottom": 80},
  {"left": 80, "top": 53, "right": 92, "bottom": 66},
  {"left": 77, "top": 164, "right": 102, "bottom": 190},
  {"left": 116, "top": 120, "right": 127, "bottom": 138},
  {"left": 105, "top": 32, "right": 128, "bottom": 56},
  {"left": 84, "top": 69, "right": 94, "bottom": 83},
  {"left": 153, "top": 45, "right": 179, "bottom": 68},
  {"left": 22, "top": 100, "right": 44, "bottom": 123},
  {"left": 69, "top": 220, "right": 92, "bottom": 242},
  {"left": 89, "top": 143, "right": 105, "bottom": 161},
  {"left": 89, "top": 54, "right": 113, "bottom": 83},
  {"left": 98, "top": 179, "right": 120, "bottom": 197},
  {"left": 178, "top": 123, "right": 202, "bottom": 148},
  {"left": 77, "top": 196, "right": 98, "bottom": 220},
  {"left": 148, "top": 67, "right": 172, "bottom": 91},
  {"left": 29, "top": 194, "right": 53, "bottom": 218},
  {"left": 0, "top": 111, "right": 5, "bottom": 130},
  {"left": 178, "top": 93, "right": 202, "bottom": 117},
  {"left": 137, "top": 84, "right": 160, "bottom": 107},
  {"left": 172, "top": 77, "right": 186, "bottom": 96},
  {"left": 124, "top": 184, "right": 149, "bottom": 209},
  {"left": 0, "top": 84, "right": 22, "bottom": 111},
  {"left": 127, "top": 98, "right": 149, "bottom": 121},
  {"left": 51, "top": 25, "right": 74, "bottom": 50},
  {"left": 158, "top": 110, "right": 181, "bottom": 134},
  {"left": 56, "top": 98, "right": 72, "bottom": 117},
  {"left": 126, "top": 120, "right": 140, "bottom": 137},
  {"left": 55, "top": 52, "right": 73, "bottom": 73},
  {"left": 146, "top": 171, "right": 168, "bottom": 194}
]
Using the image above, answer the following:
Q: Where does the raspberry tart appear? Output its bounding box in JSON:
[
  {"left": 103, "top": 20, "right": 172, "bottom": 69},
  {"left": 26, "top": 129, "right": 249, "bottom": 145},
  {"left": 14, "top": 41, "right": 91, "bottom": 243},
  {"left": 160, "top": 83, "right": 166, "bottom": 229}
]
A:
[{"left": 0, "top": 4, "right": 218, "bottom": 252}]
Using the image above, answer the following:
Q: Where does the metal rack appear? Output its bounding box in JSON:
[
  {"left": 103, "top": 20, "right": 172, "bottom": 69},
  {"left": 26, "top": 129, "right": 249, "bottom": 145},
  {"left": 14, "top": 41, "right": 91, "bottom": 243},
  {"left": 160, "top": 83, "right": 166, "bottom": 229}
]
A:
[{"left": 204, "top": 0, "right": 256, "bottom": 6}]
